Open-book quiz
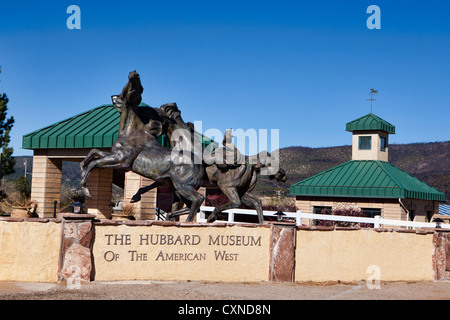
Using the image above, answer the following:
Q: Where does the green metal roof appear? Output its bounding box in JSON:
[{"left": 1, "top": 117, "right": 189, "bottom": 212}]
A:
[
  {"left": 346, "top": 113, "right": 396, "bottom": 134},
  {"left": 290, "top": 160, "right": 445, "bottom": 202},
  {"left": 22, "top": 103, "right": 213, "bottom": 150}
]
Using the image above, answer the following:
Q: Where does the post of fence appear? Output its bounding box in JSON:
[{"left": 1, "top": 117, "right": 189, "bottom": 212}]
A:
[
  {"left": 296, "top": 211, "right": 302, "bottom": 226},
  {"left": 374, "top": 215, "right": 381, "bottom": 228},
  {"left": 228, "top": 210, "right": 235, "bottom": 223},
  {"left": 197, "top": 209, "right": 206, "bottom": 222}
]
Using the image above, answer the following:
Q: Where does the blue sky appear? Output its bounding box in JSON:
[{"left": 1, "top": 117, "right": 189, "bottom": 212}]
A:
[{"left": 1, "top": 0, "right": 449, "bottom": 156}]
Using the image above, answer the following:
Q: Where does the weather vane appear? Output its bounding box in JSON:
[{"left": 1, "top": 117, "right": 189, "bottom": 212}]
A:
[{"left": 366, "top": 88, "right": 378, "bottom": 113}]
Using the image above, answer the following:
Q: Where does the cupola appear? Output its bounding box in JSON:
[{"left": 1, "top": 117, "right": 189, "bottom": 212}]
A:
[{"left": 346, "top": 113, "right": 395, "bottom": 162}]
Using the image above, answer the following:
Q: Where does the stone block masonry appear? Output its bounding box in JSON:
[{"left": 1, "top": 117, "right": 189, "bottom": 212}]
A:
[
  {"left": 59, "top": 214, "right": 96, "bottom": 284},
  {"left": 433, "top": 230, "right": 450, "bottom": 281},
  {"left": 30, "top": 151, "right": 62, "bottom": 217}
]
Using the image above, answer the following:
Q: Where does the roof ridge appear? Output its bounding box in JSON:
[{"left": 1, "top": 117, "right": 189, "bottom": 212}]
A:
[
  {"left": 290, "top": 160, "right": 353, "bottom": 186},
  {"left": 23, "top": 104, "right": 110, "bottom": 138},
  {"left": 382, "top": 161, "right": 444, "bottom": 192},
  {"left": 374, "top": 161, "right": 406, "bottom": 191}
]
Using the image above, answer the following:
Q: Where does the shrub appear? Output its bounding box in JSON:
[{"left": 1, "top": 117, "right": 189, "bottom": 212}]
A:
[
  {"left": 14, "top": 176, "right": 30, "bottom": 204},
  {"left": 262, "top": 203, "right": 297, "bottom": 213},
  {"left": 206, "top": 193, "right": 228, "bottom": 207},
  {"left": 313, "top": 207, "right": 371, "bottom": 228}
]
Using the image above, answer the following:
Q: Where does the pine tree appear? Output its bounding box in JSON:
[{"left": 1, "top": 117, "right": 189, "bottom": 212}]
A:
[{"left": 0, "top": 66, "right": 15, "bottom": 179}]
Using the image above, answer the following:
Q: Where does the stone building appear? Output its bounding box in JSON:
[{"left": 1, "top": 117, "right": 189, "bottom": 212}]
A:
[
  {"left": 22, "top": 103, "right": 208, "bottom": 219},
  {"left": 290, "top": 113, "right": 445, "bottom": 223}
]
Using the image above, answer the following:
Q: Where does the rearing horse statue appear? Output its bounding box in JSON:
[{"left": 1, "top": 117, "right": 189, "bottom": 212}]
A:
[{"left": 80, "top": 71, "right": 205, "bottom": 222}]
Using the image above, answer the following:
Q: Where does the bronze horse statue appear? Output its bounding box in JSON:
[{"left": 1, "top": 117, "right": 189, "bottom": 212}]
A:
[
  {"left": 131, "top": 130, "right": 287, "bottom": 223},
  {"left": 202, "top": 130, "right": 287, "bottom": 223},
  {"left": 80, "top": 71, "right": 204, "bottom": 222}
]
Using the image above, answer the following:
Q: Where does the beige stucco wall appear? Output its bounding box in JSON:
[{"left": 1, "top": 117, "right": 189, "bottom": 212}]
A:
[
  {"left": 0, "top": 220, "right": 62, "bottom": 282},
  {"left": 295, "top": 229, "right": 434, "bottom": 282},
  {"left": 352, "top": 130, "right": 389, "bottom": 161},
  {"left": 402, "top": 199, "right": 439, "bottom": 222},
  {"left": 92, "top": 224, "right": 271, "bottom": 282},
  {"left": 0, "top": 219, "right": 439, "bottom": 284}
]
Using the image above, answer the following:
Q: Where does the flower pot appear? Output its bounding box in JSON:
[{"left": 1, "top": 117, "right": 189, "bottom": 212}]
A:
[{"left": 11, "top": 206, "right": 30, "bottom": 218}]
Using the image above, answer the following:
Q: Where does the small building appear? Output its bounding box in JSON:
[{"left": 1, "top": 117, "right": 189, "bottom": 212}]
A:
[
  {"left": 440, "top": 204, "right": 450, "bottom": 216},
  {"left": 22, "top": 103, "right": 209, "bottom": 219},
  {"left": 290, "top": 113, "right": 445, "bottom": 223}
]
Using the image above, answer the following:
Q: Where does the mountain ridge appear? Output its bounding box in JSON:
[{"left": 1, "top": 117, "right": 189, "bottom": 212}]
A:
[
  {"left": 8, "top": 141, "right": 450, "bottom": 203},
  {"left": 257, "top": 141, "right": 450, "bottom": 202}
]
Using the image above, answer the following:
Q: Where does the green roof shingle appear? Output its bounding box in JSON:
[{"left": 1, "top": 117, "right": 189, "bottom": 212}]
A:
[
  {"left": 346, "top": 113, "right": 396, "bottom": 134},
  {"left": 23, "top": 104, "right": 122, "bottom": 149},
  {"left": 23, "top": 103, "right": 214, "bottom": 151},
  {"left": 289, "top": 160, "right": 445, "bottom": 202}
]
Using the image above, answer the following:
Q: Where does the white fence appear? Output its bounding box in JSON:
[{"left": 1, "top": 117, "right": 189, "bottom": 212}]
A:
[
  {"left": 198, "top": 206, "right": 450, "bottom": 229},
  {"left": 197, "top": 206, "right": 300, "bottom": 224}
]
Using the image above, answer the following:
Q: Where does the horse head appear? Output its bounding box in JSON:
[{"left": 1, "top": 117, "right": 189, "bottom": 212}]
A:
[
  {"left": 113, "top": 71, "right": 144, "bottom": 111},
  {"left": 252, "top": 150, "right": 287, "bottom": 183},
  {"left": 160, "top": 103, "right": 183, "bottom": 124},
  {"left": 125, "top": 71, "right": 144, "bottom": 107}
]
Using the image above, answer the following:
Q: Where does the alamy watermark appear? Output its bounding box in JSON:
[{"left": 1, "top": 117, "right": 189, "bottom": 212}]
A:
[
  {"left": 169, "top": 122, "right": 280, "bottom": 176},
  {"left": 66, "top": 5, "right": 81, "bottom": 30},
  {"left": 366, "top": 264, "right": 381, "bottom": 289},
  {"left": 66, "top": 5, "right": 380, "bottom": 31},
  {"left": 367, "top": 5, "right": 381, "bottom": 30},
  {"left": 66, "top": 265, "right": 81, "bottom": 290}
]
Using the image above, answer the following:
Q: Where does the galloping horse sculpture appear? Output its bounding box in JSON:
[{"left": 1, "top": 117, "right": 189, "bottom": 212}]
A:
[
  {"left": 80, "top": 71, "right": 204, "bottom": 222},
  {"left": 202, "top": 130, "right": 287, "bottom": 223},
  {"left": 131, "top": 130, "right": 287, "bottom": 223},
  {"left": 81, "top": 71, "right": 287, "bottom": 224}
]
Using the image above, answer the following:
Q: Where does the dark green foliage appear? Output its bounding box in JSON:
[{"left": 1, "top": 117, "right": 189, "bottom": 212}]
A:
[
  {"left": 312, "top": 207, "right": 371, "bottom": 228},
  {"left": 15, "top": 175, "right": 31, "bottom": 202},
  {"left": 0, "top": 67, "right": 15, "bottom": 178}
]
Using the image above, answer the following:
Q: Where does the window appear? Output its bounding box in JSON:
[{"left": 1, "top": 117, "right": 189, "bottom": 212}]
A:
[
  {"left": 408, "top": 210, "right": 415, "bottom": 221},
  {"left": 426, "top": 211, "right": 433, "bottom": 222},
  {"left": 313, "top": 206, "right": 332, "bottom": 214},
  {"left": 359, "top": 136, "right": 372, "bottom": 150},
  {"left": 362, "top": 208, "right": 381, "bottom": 218},
  {"left": 380, "top": 137, "right": 387, "bottom": 152}
]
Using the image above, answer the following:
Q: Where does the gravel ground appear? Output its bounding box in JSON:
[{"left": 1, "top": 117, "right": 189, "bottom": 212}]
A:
[{"left": 1, "top": 280, "right": 450, "bottom": 300}]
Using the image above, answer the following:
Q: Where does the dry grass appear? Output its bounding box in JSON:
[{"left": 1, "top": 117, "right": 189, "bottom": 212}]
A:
[
  {"left": 121, "top": 203, "right": 135, "bottom": 217},
  {"left": 0, "top": 180, "right": 24, "bottom": 215}
]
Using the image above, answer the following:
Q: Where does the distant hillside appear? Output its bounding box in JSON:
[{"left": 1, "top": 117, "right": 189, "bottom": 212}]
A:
[
  {"left": 255, "top": 141, "right": 450, "bottom": 202},
  {"left": 8, "top": 141, "right": 450, "bottom": 202}
]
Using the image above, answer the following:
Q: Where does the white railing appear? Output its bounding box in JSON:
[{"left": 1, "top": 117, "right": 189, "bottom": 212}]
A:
[
  {"left": 198, "top": 206, "right": 450, "bottom": 229},
  {"left": 297, "top": 212, "right": 450, "bottom": 229},
  {"left": 197, "top": 206, "right": 301, "bottom": 225}
]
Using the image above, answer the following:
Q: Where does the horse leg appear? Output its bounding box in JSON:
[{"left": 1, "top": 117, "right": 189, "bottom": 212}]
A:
[
  {"left": 80, "top": 153, "right": 131, "bottom": 198},
  {"left": 207, "top": 187, "right": 241, "bottom": 223},
  {"left": 80, "top": 149, "right": 111, "bottom": 171},
  {"left": 130, "top": 181, "right": 165, "bottom": 203},
  {"left": 80, "top": 150, "right": 114, "bottom": 197},
  {"left": 173, "top": 185, "right": 204, "bottom": 222},
  {"left": 165, "top": 193, "right": 186, "bottom": 221},
  {"left": 171, "top": 194, "right": 184, "bottom": 212},
  {"left": 241, "top": 193, "right": 264, "bottom": 224}
]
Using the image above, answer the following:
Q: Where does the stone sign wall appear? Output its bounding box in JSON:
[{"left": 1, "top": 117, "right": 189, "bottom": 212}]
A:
[
  {"left": 0, "top": 218, "right": 62, "bottom": 282},
  {"left": 92, "top": 221, "right": 272, "bottom": 282},
  {"left": 295, "top": 226, "right": 436, "bottom": 282},
  {"left": 1, "top": 216, "right": 450, "bottom": 284}
]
